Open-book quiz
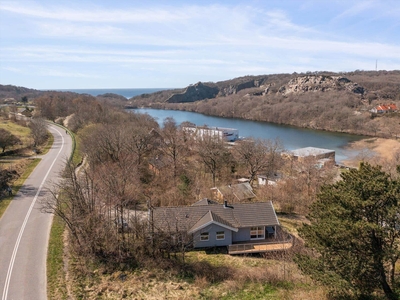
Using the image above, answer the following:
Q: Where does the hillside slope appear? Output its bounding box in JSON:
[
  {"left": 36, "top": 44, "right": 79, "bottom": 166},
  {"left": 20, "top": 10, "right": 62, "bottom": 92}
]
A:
[{"left": 128, "top": 71, "right": 400, "bottom": 138}]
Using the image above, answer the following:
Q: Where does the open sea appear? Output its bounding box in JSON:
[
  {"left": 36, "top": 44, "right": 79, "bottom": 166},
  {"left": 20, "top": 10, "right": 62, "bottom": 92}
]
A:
[{"left": 52, "top": 88, "right": 168, "bottom": 99}]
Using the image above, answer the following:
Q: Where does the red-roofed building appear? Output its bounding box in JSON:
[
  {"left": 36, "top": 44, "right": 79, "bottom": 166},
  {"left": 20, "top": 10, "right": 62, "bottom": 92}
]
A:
[{"left": 371, "top": 103, "right": 398, "bottom": 114}]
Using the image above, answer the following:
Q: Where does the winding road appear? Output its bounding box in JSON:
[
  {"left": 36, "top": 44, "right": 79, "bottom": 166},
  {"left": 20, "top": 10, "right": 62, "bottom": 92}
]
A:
[{"left": 0, "top": 124, "right": 72, "bottom": 300}]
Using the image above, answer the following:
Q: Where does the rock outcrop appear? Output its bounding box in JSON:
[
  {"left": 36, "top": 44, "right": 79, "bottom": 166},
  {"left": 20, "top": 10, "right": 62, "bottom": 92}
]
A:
[
  {"left": 218, "top": 78, "right": 267, "bottom": 96},
  {"left": 166, "top": 82, "right": 219, "bottom": 103},
  {"left": 278, "top": 75, "right": 365, "bottom": 96}
]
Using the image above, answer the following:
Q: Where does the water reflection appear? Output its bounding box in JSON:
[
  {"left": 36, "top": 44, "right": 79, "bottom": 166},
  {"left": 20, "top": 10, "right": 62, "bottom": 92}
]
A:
[{"left": 131, "top": 108, "right": 366, "bottom": 163}]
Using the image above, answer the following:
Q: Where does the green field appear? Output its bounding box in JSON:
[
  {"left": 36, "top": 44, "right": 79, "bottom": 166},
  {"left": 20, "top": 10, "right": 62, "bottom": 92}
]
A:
[{"left": 0, "top": 118, "right": 33, "bottom": 147}]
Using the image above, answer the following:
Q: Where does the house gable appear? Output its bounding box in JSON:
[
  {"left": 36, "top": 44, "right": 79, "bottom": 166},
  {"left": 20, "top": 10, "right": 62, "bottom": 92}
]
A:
[{"left": 188, "top": 210, "right": 238, "bottom": 234}]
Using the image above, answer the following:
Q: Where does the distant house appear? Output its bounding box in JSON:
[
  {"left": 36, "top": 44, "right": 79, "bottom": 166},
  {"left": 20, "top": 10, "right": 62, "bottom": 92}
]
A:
[
  {"left": 370, "top": 103, "right": 398, "bottom": 114},
  {"left": 18, "top": 108, "right": 33, "bottom": 118},
  {"left": 148, "top": 155, "right": 166, "bottom": 176},
  {"left": 212, "top": 182, "right": 256, "bottom": 203},
  {"left": 257, "top": 175, "right": 278, "bottom": 186},
  {"left": 182, "top": 125, "right": 239, "bottom": 142},
  {"left": 150, "top": 199, "right": 291, "bottom": 254}
]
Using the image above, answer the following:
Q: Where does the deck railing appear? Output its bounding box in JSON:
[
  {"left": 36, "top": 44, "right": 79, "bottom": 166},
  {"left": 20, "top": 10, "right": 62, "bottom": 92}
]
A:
[{"left": 228, "top": 234, "right": 293, "bottom": 254}]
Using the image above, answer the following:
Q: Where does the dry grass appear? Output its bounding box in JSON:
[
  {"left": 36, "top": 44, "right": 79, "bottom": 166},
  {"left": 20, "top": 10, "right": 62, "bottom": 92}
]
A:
[
  {"left": 0, "top": 118, "right": 52, "bottom": 217},
  {"left": 63, "top": 248, "right": 327, "bottom": 299},
  {"left": 0, "top": 158, "right": 40, "bottom": 217},
  {"left": 58, "top": 211, "right": 326, "bottom": 299},
  {"left": 0, "top": 118, "right": 33, "bottom": 147},
  {"left": 343, "top": 137, "right": 400, "bottom": 168}
]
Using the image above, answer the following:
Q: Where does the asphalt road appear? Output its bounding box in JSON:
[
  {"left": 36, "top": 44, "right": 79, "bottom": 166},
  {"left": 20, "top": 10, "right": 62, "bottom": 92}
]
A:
[{"left": 0, "top": 124, "right": 72, "bottom": 300}]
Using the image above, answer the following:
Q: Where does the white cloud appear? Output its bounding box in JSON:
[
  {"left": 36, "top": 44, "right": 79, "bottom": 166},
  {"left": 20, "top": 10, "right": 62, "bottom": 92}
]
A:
[
  {"left": 334, "top": 0, "right": 375, "bottom": 19},
  {"left": 262, "top": 10, "right": 316, "bottom": 34},
  {"left": 37, "top": 68, "right": 102, "bottom": 78},
  {"left": 1, "top": 0, "right": 399, "bottom": 88},
  {"left": 1, "top": 66, "right": 22, "bottom": 73},
  {"left": 0, "top": 2, "right": 188, "bottom": 23}
]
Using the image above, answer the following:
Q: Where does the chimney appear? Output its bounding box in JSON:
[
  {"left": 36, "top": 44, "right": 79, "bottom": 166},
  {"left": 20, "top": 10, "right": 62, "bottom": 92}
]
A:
[{"left": 224, "top": 200, "right": 228, "bottom": 208}]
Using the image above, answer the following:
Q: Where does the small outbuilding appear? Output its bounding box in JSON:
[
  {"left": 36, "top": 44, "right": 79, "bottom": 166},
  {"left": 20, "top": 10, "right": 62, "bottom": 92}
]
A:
[{"left": 211, "top": 182, "right": 256, "bottom": 203}]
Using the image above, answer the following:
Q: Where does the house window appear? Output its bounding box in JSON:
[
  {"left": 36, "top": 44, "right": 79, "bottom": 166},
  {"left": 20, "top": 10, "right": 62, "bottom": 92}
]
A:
[
  {"left": 216, "top": 231, "right": 225, "bottom": 240},
  {"left": 250, "top": 226, "right": 265, "bottom": 239},
  {"left": 200, "top": 232, "right": 209, "bottom": 241}
]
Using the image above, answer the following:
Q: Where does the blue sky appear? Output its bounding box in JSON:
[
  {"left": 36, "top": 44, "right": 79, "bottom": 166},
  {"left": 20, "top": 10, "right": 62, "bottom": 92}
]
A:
[{"left": 0, "top": 0, "right": 399, "bottom": 89}]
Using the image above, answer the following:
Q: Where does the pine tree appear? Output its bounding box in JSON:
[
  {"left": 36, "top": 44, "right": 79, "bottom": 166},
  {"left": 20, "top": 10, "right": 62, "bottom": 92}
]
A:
[{"left": 296, "top": 162, "right": 400, "bottom": 299}]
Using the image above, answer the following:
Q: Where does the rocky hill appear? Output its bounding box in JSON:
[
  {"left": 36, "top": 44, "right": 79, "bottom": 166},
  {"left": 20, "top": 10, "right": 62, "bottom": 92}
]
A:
[
  {"left": 277, "top": 75, "right": 365, "bottom": 96},
  {"left": 215, "top": 75, "right": 269, "bottom": 96},
  {"left": 164, "top": 76, "right": 270, "bottom": 103},
  {"left": 166, "top": 82, "right": 219, "bottom": 103},
  {"left": 131, "top": 73, "right": 375, "bottom": 106}
]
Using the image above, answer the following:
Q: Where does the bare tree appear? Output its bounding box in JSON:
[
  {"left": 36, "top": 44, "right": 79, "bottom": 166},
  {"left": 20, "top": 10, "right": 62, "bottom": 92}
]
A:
[
  {"left": 0, "top": 129, "right": 21, "bottom": 152},
  {"left": 29, "top": 118, "right": 48, "bottom": 147},
  {"left": 81, "top": 123, "right": 128, "bottom": 164},
  {"left": 42, "top": 161, "right": 148, "bottom": 264},
  {"left": 196, "top": 136, "right": 230, "bottom": 187},
  {"left": 158, "top": 117, "right": 190, "bottom": 182},
  {"left": 234, "top": 138, "right": 284, "bottom": 185}
]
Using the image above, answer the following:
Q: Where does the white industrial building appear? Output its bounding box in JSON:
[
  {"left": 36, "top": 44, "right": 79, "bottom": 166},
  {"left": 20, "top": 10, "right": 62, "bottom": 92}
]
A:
[{"left": 183, "top": 126, "right": 239, "bottom": 142}]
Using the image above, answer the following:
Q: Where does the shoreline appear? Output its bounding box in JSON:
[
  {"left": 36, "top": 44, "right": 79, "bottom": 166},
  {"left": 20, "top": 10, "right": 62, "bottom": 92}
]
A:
[{"left": 342, "top": 137, "right": 400, "bottom": 168}]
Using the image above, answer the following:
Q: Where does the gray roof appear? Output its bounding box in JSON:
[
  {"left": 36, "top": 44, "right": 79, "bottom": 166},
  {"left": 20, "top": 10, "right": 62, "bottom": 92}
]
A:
[
  {"left": 151, "top": 199, "right": 280, "bottom": 233},
  {"left": 218, "top": 182, "right": 256, "bottom": 201},
  {"left": 191, "top": 198, "right": 219, "bottom": 206},
  {"left": 290, "top": 147, "right": 335, "bottom": 157}
]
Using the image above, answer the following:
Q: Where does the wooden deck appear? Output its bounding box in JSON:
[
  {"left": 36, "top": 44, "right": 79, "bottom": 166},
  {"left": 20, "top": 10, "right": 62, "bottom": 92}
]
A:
[{"left": 228, "top": 230, "right": 293, "bottom": 254}]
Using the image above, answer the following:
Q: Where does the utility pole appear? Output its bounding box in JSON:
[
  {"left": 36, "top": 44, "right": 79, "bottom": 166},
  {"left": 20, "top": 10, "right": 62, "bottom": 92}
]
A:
[{"left": 376, "top": 59, "right": 378, "bottom": 71}]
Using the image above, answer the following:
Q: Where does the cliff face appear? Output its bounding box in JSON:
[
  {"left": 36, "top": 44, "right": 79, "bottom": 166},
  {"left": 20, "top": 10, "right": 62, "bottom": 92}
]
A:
[
  {"left": 163, "top": 75, "right": 366, "bottom": 104},
  {"left": 166, "top": 82, "right": 219, "bottom": 103},
  {"left": 218, "top": 78, "right": 267, "bottom": 96},
  {"left": 165, "top": 77, "right": 269, "bottom": 103},
  {"left": 278, "top": 75, "right": 365, "bottom": 96}
]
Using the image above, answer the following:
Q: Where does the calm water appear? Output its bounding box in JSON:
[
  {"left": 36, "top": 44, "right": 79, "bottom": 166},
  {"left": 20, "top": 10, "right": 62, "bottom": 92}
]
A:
[
  {"left": 132, "top": 108, "right": 366, "bottom": 163},
  {"left": 52, "top": 88, "right": 168, "bottom": 99}
]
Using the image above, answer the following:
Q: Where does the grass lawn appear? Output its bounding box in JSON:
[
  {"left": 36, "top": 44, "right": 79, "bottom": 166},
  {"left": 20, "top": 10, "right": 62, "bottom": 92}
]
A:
[
  {"left": 72, "top": 134, "right": 82, "bottom": 165},
  {"left": 47, "top": 215, "right": 68, "bottom": 300}
]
